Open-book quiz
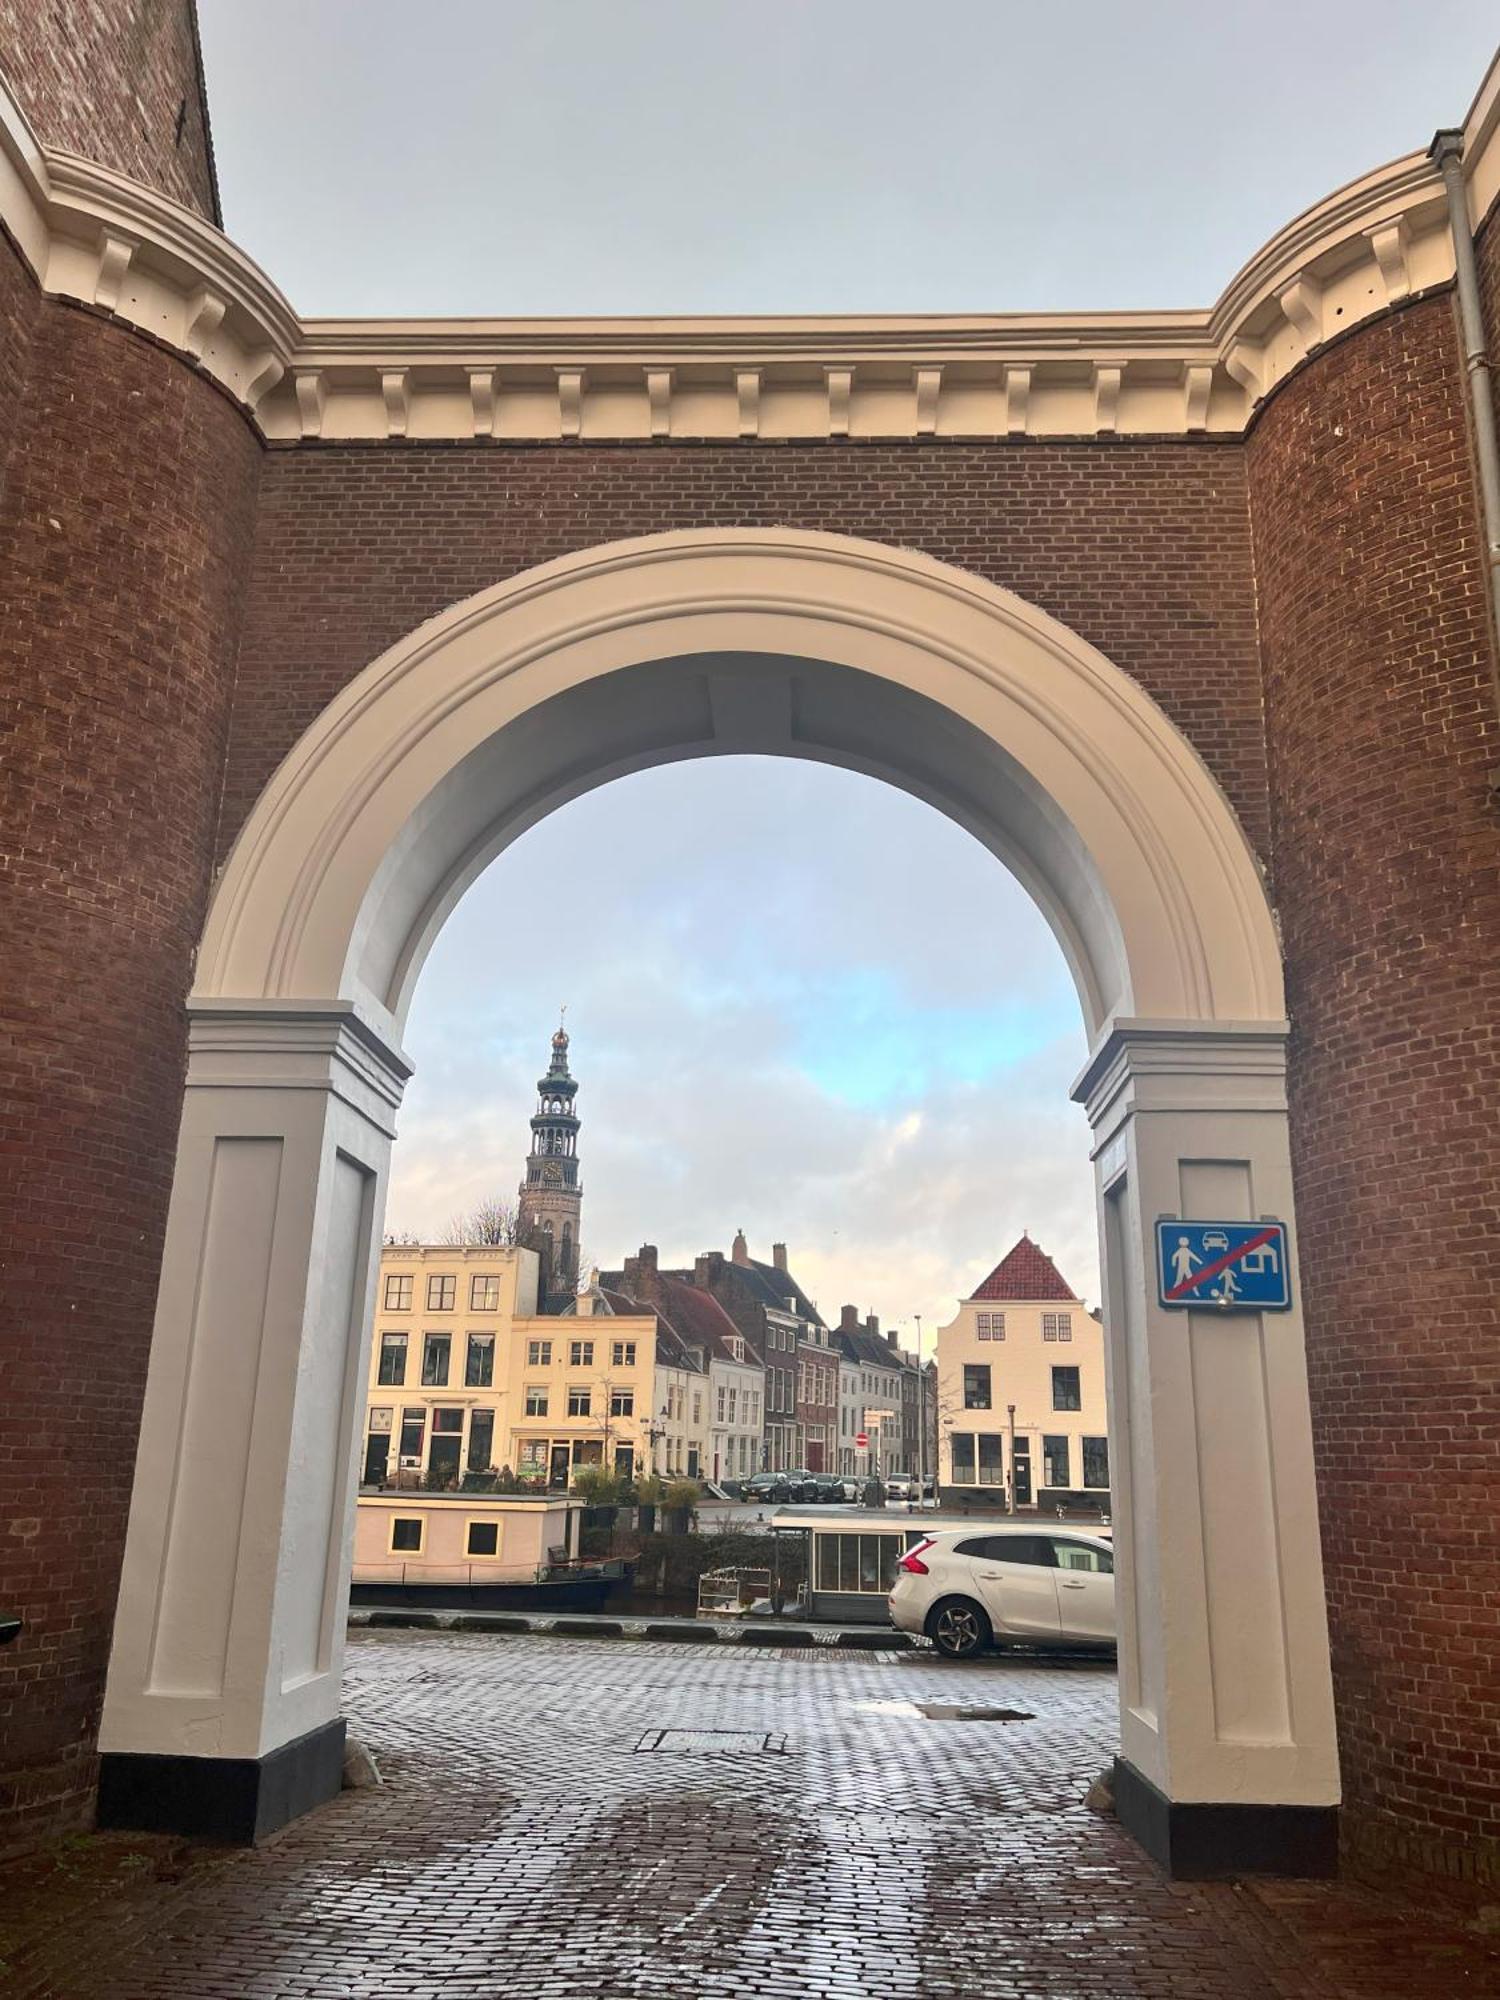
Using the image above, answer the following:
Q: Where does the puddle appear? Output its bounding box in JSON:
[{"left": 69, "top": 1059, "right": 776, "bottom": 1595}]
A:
[{"left": 915, "top": 1703, "right": 1034, "bottom": 1722}]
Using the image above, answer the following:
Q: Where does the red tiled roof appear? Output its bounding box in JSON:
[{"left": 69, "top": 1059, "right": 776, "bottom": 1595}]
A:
[
  {"left": 970, "top": 1236, "right": 1078, "bottom": 1302},
  {"left": 655, "top": 1272, "right": 749, "bottom": 1362}
]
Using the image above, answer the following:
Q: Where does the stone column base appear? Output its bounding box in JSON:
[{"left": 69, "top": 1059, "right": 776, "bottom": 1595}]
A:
[
  {"left": 96, "top": 1718, "right": 346, "bottom": 1845},
  {"left": 1114, "top": 1757, "right": 1338, "bottom": 1879}
]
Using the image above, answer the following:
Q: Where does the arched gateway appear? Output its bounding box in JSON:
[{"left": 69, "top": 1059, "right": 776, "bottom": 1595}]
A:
[{"left": 97, "top": 530, "right": 1338, "bottom": 1874}]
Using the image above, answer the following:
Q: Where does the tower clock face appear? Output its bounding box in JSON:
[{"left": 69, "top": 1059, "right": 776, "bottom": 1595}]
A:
[{"left": 543, "top": 1159, "right": 563, "bottom": 1185}]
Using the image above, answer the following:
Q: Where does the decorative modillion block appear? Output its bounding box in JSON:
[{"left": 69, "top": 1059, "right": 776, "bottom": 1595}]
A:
[{"left": 0, "top": 52, "right": 1488, "bottom": 446}]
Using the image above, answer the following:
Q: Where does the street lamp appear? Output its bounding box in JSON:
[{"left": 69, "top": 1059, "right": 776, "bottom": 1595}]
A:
[{"left": 913, "top": 1313, "right": 926, "bottom": 1510}]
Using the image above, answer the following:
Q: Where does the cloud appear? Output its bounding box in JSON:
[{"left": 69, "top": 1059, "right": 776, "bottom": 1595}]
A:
[{"left": 387, "top": 758, "right": 1098, "bottom": 1332}]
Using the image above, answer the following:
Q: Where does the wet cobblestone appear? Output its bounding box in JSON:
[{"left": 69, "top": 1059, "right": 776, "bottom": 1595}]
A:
[{"left": 2, "top": 1631, "right": 1495, "bottom": 1998}]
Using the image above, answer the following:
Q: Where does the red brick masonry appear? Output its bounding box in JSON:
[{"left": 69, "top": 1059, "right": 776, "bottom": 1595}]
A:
[{"left": 0, "top": 154, "right": 1497, "bottom": 1886}]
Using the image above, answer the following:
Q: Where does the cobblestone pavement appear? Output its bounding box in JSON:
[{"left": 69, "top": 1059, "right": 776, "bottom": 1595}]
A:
[{"left": 3, "top": 1631, "right": 1496, "bottom": 1999}]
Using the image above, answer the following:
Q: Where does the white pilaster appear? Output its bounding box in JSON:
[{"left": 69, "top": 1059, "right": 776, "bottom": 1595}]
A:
[
  {"left": 1073, "top": 1020, "right": 1339, "bottom": 1813},
  {"left": 99, "top": 1002, "right": 410, "bottom": 1766}
]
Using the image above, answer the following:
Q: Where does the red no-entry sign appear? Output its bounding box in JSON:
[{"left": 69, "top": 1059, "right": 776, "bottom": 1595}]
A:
[{"left": 856, "top": 1431, "right": 869, "bottom": 1450}]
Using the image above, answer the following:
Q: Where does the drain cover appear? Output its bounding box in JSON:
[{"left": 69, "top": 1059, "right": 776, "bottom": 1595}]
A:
[
  {"left": 914, "top": 1704, "right": 1034, "bottom": 1722},
  {"left": 636, "top": 1728, "right": 787, "bottom": 1754}
]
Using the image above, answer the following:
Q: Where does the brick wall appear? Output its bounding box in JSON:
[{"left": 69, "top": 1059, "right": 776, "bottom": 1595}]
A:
[
  {"left": 222, "top": 437, "right": 1268, "bottom": 860},
  {"left": 0, "top": 298, "right": 259, "bottom": 1848},
  {"left": 0, "top": 0, "right": 217, "bottom": 219},
  {"left": 1, "top": 162, "right": 1497, "bottom": 1888},
  {"left": 0, "top": 228, "right": 39, "bottom": 492},
  {"left": 1247, "top": 293, "right": 1500, "bottom": 1882}
]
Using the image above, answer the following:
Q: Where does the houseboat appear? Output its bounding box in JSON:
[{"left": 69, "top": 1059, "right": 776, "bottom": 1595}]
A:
[{"left": 352, "top": 1490, "right": 630, "bottom": 1610}]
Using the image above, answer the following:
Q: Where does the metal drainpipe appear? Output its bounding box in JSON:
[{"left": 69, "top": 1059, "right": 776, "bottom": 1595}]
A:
[{"left": 1430, "top": 129, "right": 1500, "bottom": 781}]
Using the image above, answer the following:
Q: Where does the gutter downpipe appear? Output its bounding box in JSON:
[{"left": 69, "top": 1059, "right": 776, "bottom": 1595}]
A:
[{"left": 1430, "top": 128, "right": 1500, "bottom": 784}]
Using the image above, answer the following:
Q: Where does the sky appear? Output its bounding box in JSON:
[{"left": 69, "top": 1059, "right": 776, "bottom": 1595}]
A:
[
  {"left": 196, "top": 2, "right": 1496, "bottom": 318},
  {"left": 380, "top": 759, "right": 1096, "bottom": 1335},
  {"left": 194, "top": 5, "right": 1496, "bottom": 1335}
]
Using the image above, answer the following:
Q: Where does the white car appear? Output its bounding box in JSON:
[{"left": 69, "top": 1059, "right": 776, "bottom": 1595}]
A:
[
  {"left": 885, "top": 1475, "right": 915, "bottom": 1501},
  {"left": 888, "top": 1526, "right": 1115, "bottom": 1657}
]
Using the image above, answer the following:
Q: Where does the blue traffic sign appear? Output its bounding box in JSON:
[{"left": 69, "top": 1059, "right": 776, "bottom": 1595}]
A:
[{"left": 1155, "top": 1220, "right": 1291, "bottom": 1311}]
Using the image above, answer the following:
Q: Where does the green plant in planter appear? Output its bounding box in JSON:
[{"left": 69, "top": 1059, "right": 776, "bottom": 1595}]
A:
[
  {"left": 634, "top": 1473, "right": 666, "bottom": 1506},
  {"left": 662, "top": 1477, "right": 701, "bottom": 1521},
  {"left": 570, "top": 1464, "right": 621, "bottom": 1506}
]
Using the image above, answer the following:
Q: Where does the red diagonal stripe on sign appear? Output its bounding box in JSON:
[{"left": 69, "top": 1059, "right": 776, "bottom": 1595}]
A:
[{"left": 1165, "top": 1225, "right": 1279, "bottom": 1301}]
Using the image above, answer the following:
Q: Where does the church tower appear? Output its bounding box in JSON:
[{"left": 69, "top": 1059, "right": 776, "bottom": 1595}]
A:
[{"left": 518, "top": 1021, "right": 583, "bottom": 1306}]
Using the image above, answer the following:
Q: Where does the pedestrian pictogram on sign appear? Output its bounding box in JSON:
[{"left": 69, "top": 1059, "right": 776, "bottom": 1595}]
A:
[
  {"left": 1155, "top": 1220, "right": 1292, "bottom": 1311},
  {"left": 855, "top": 1431, "right": 869, "bottom": 1451}
]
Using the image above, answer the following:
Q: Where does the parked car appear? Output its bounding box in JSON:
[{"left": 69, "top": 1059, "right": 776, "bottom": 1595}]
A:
[
  {"left": 885, "top": 1474, "right": 915, "bottom": 1501},
  {"left": 783, "top": 1467, "right": 822, "bottom": 1501},
  {"left": 888, "top": 1527, "right": 1115, "bottom": 1657},
  {"left": 807, "top": 1473, "right": 854, "bottom": 1503},
  {"left": 742, "top": 1472, "right": 793, "bottom": 1504}
]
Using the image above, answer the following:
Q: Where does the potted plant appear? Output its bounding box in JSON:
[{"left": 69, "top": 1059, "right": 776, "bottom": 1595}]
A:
[
  {"left": 661, "top": 1476, "right": 700, "bottom": 1535},
  {"left": 634, "top": 1471, "right": 665, "bottom": 1535},
  {"left": 570, "top": 1463, "right": 621, "bottom": 1527}
]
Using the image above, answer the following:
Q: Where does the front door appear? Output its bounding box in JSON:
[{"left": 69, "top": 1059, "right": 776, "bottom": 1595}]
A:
[
  {"left": 964, "top": 1533, "right": 1060, "bottom": 1641},
  {"left": 363, "top": 1431, "right": 390, "bottom": 1485},
  {"left": 549, "top": 1444, "right": 571, "bottom": 1489},
  {"left": 428, "top": 1433, "right": 460, "bottom": 1485},
  {"left": 1048, "top": 1537, "right": 1115, "bottom": 1643},
  {"left": 1011, "top": 1437, "right": 1033, "bottom": 1508},
  {"left": 615, "top": 1444, "right": 634, "bottom": 1483}
]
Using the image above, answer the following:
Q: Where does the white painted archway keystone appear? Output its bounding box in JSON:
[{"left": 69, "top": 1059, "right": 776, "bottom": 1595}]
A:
[{"left": 99, "top": 531, "right": 1339, "bottom": 1874}]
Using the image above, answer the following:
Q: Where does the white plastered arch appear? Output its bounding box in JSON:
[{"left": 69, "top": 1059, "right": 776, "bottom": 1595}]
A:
[
  {"left": 197, "top": 528, "right": 1283, "bottom": 1045},
  {"left": 103, "top": 526, "right": 1340, "bottom": 1859}
]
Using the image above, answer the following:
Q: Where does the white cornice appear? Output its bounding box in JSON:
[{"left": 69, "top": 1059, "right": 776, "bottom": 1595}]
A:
[{"left": 2, "top": 49, "right": 1497, "bottom": 444}]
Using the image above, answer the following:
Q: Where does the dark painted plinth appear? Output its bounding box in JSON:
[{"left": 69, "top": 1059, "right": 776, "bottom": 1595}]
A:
[
  {"left": 1114, "top": 1757, "right": 1339, "bottom": 1879},
  {"left": 97, "top": 1718, "right": 346, "bottom": 1845}
]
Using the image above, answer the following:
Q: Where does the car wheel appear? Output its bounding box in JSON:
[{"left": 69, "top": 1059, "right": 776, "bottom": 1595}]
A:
[{"left": 927, "top": 1597, "right": 991, "bottom": 1660}]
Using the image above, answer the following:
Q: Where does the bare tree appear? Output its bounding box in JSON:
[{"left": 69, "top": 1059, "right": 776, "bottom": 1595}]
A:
[{"left": 442, "top": 1196, "right": 525, "bottom": 1247}]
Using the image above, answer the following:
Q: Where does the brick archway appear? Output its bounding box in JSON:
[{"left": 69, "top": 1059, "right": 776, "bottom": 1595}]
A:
[{"left": 97, "top": 529, "right": 1338, "bottom": 1874}]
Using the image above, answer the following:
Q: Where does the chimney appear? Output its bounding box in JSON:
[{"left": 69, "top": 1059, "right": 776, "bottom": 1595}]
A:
[
  {"left": 865, "top": 1313, "right": 880, "bottom": 1339},
  {"left": 621, "top": 1244, "right": 658, "bottom": 1299},
  {"left": 886, "top": 1328, "right": 898, "bottom": 1349},
  {"left": 772, "top": 1242, "right": 788, "bottom": 1273},
  {"left": 732, "top": 1229, "right": 750, "bottom": 1266},
  {"left": 694, "top": 1251, "right": 721, "bottom": 1287},
  {"left": 840, "top": 1304, "right": 860, "bottom": 1333}
]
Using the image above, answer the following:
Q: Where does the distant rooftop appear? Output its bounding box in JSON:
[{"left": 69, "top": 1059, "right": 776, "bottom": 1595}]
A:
[{"left": 970, "top": 1235, "right": 1078, "bottom": 1303}]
